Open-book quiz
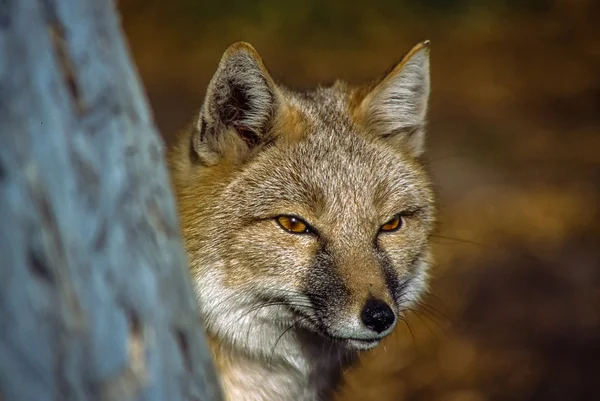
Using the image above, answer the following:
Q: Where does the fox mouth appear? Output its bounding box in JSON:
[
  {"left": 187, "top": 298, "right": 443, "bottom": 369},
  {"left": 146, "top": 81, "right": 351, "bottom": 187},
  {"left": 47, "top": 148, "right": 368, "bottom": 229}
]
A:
[
  {"left": 343, "top": 337, "right": 381, "bottom": 351},
  {"left": 322, "top": 334, "right": 383, "bottom": 351},
  {"left": 297, "top": 322, "right": 385, "bottom": 351},
  {"left": 282, "top": 308, "right": 384, "bottom": 351},
  {"left": 253, "top": 292, "right": 396, "bottom": 351},
  {"left": 305, "top": 321, "right": 392, "bottom": 351},
  {"left": 302, "top": 307, "right": 397, "bottom": 352}
]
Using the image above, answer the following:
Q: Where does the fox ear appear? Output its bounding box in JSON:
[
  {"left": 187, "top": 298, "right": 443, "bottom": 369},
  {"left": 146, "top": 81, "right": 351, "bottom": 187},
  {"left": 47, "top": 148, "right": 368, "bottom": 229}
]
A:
[
  {"left": 355, "top": 41, "right": 431, "bottom": 157},
  {"left": 192, "top": 42, "right": 280, "bottom": 165}
]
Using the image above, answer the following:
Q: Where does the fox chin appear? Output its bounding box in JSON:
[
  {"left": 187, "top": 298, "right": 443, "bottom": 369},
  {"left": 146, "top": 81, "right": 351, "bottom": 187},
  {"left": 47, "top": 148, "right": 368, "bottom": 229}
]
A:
[{"left": 168, "top": 40, "right": 436, "bottom": 401}]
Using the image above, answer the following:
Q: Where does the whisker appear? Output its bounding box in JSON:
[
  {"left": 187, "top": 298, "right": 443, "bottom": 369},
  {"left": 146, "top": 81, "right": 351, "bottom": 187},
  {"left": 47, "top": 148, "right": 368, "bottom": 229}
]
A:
[
  {"left": 397, "top": 288, "right": 452, "bottom": 322},
  {"left": 399, "top": 315, "right": 418, "bottom": 352},
  {"left": 429, "top": 234, "right": 495, "bottom": 249},
  {"left": 259, "top": 287, "right": 328, "bottom": 303},
  {"left": 246, "top": 301, "right": 315, "bottom": 313},
  {"left": 239, "top": 302, "right": 317, "bottom": 323},
  {"left": 413, "top": 301, "right": 453, "bottom": 323},
  {"left": 417, "top": 289, "right": 448, "bottom": 305},
  {"left": 268, "top": 316, "right": 310, "bottom": 370},
  {"left": 404, "top": 308, "right": 445, "bottom": 340},
  {"left": 421, "top": 154, "right": 468, "bottom": 167},
  {"left": 405, "top": 305, "right": 451, "bottom": 336},
  {"left": 327, "top": 335, "right": 334, "bottom": 363}
]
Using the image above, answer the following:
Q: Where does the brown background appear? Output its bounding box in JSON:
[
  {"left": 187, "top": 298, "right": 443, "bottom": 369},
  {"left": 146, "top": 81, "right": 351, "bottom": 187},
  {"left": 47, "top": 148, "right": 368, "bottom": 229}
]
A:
[{"left": 118, "top": 1, "right": 600, "bottom": 399}]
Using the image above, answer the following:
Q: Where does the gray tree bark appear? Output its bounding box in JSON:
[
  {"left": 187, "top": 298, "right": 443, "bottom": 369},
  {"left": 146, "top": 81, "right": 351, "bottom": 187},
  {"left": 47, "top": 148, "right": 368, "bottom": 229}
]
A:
[{"left": 0, "top": 0, "right": 222, "bottom": 400}]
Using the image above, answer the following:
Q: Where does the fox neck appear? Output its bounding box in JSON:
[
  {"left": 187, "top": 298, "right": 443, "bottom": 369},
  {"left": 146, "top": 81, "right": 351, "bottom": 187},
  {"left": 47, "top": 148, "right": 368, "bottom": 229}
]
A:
[
  {"left": 193, "top": 265, "right": 358, "bottom": 400},
  {"left": 207, "top": 315, "right": 357, "bottom": 401}
]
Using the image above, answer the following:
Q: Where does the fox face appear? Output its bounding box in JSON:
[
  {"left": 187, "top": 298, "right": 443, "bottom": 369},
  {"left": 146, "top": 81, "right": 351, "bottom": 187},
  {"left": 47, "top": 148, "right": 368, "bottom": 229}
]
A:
[{"left": 169, "top": 42, "right": 435, "bottom": 356}]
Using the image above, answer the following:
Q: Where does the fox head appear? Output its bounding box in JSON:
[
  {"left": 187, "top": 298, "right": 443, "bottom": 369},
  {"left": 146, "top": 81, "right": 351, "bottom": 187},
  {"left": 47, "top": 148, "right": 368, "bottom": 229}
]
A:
[{"left": 169, "top": 42, "right": 435, "bottom": 354}]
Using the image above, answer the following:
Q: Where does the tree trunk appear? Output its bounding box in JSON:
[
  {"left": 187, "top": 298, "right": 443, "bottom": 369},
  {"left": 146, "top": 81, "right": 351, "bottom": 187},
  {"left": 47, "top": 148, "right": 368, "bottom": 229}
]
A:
[{"left": 0, "top": 0, "right": 222, "bottom": 400}]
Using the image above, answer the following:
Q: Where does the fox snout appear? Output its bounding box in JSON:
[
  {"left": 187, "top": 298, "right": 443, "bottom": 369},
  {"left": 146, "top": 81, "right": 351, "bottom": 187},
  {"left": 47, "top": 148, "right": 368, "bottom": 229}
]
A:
[
  {"left": 311, "top": 292, "right": 399, "bottom": 351},
  {"left": 300, "top": 245, "right": 412, "bottom": 350},
  {"left": 361, "top": 298, "right": 396, "bottom": 334}
]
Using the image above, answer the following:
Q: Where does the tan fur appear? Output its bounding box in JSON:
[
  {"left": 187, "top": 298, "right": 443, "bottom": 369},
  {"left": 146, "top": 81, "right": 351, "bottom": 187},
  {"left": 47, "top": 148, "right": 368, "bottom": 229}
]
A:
[{"left": 168, "top": 41, "right": 435, "bottom": 401}]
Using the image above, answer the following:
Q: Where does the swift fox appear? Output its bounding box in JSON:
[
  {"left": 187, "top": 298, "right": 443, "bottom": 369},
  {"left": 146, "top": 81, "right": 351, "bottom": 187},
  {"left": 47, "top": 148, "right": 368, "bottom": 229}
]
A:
[{"left": 168, "top": 40, "right": 435, "bottom": 401}]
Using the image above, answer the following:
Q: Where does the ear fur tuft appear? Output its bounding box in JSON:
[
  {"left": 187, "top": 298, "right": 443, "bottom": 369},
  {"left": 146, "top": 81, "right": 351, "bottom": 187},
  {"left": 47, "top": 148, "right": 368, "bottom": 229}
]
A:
[
  {"left": 192, "top": 42, "right": 280, "bottom": 165},
  {"left": 356, "top": 41, "right": 431, "bottom": 157}
]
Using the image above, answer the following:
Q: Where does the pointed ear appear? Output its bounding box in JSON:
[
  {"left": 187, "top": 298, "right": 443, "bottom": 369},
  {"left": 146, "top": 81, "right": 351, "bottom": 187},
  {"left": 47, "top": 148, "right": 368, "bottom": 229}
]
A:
[
  {"left": 192, "top": 42, "right": 281, "bottom": 165},
  {"left": 354, "top": 41, "right": 431, "bottom": 157}
]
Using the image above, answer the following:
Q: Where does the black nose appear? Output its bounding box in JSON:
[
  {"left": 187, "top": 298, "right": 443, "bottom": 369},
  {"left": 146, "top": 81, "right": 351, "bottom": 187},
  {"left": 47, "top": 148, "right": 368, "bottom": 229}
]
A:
[{"left": 361, "top": 299, "right": 396, "bottom": 333}]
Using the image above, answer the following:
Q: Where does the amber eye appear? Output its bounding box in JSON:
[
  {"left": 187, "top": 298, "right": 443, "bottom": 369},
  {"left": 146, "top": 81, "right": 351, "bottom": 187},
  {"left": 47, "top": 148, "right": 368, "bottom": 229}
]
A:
[
  {"left": 380, "top": 215, "right": 402, "bottom": 232},
  {"left": 276, "top": 215, "right": 311, "bottom": 234}
]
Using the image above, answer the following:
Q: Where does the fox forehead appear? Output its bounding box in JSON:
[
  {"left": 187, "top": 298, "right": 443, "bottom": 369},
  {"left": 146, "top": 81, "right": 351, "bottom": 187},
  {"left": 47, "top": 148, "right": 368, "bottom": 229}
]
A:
[
  {"left": 282, "top": 82, "right": 352, "bottom": 121},
  {"left": 220, "top": 108, "right": 432, "bottom": 224}
]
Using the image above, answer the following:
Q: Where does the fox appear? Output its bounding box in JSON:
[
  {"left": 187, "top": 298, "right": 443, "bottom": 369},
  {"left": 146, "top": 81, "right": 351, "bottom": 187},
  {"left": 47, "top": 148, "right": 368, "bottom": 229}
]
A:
[{"left": 167, "top": 40, "right": 436, "bottom": 401}]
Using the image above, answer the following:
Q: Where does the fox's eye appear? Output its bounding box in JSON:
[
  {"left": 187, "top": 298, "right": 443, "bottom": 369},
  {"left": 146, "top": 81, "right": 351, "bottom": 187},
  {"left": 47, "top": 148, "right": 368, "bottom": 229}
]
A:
[
  {"left": 380, "top": 215, "right": 403, "bottom": 232},
  {"left": 276, "top": 216, "right": 311, "bottom": 234}
]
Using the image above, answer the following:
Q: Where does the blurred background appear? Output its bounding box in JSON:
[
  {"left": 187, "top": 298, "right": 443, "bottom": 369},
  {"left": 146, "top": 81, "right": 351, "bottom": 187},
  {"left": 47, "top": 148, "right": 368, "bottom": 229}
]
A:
[{"left": 118, "top": 1, "right": 600, "bottom": 400}]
